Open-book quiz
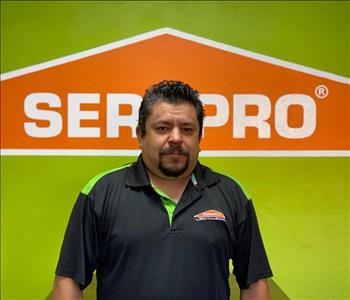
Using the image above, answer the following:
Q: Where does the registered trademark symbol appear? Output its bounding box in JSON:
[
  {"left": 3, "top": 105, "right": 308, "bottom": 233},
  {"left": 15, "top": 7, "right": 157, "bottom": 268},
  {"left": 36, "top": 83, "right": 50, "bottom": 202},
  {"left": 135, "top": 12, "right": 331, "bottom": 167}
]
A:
[{"left": 315, "top": 85, "right": 329, "bottom": 99}]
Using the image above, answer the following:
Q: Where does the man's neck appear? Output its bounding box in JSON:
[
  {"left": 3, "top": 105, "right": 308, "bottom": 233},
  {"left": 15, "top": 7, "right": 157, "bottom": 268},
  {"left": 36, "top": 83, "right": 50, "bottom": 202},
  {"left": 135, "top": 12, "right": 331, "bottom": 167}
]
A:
[{"left": 148, "top": 172, "right": 191, "bottom": 203}]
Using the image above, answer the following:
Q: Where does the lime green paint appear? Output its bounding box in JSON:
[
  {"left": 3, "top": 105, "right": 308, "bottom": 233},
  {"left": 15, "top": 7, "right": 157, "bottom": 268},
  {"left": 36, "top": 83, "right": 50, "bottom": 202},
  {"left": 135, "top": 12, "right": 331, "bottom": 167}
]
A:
[
  {"left": 152, "top": 184, "right": 177, "bottom": 225},
  {"left": 81, "top": 164, "right": 131, "bottom": 195},
  {"left": 1, "top": 156, "right": 349, "bottom": 299},
  {"left": 1, "top": 1, "right": 349, "bottom": 77}
]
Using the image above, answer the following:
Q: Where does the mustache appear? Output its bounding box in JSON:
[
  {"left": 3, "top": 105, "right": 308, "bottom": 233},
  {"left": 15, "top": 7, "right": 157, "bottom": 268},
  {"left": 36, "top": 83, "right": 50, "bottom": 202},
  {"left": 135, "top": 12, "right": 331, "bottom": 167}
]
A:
[{"left": 160, "top": 145, "right": 189, "bottom": 155}]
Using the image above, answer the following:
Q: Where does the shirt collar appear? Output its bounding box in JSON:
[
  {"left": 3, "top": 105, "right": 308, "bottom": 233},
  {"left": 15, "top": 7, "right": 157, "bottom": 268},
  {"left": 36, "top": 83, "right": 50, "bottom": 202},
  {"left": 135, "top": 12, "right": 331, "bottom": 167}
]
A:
[
  {"left": 125, "top": 155, "right": 150, "bottom": 187},
  {"left": 192, "top": 160, "right": 220, "bottom": 189},
  {"left": 126, "top": 155, "right": 220, "bottom": 189}
]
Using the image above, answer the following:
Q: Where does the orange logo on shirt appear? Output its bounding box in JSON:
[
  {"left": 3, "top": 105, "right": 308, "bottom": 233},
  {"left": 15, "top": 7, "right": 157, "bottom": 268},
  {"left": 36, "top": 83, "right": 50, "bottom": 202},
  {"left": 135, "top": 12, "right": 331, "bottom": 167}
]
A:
[{"left": 194, "top": 210, "right": 226, "bottom": 221}]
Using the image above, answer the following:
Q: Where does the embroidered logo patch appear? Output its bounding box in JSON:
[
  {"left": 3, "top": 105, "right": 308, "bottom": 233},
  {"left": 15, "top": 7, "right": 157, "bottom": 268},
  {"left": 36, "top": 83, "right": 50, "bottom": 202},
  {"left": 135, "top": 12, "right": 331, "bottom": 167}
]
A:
[{"left": 194, "top": 209, "right": 226, "bottom": 221}]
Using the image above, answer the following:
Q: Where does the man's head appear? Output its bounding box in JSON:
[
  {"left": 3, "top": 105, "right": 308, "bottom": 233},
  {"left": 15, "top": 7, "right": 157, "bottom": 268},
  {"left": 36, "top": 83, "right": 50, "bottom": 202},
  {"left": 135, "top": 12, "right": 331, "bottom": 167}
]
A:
[
  {"left": 138, "top": 80, "right": 205, "bottom": 139},
  {"left": 137, "top": 80, "right": 205, "bottom": 179}
]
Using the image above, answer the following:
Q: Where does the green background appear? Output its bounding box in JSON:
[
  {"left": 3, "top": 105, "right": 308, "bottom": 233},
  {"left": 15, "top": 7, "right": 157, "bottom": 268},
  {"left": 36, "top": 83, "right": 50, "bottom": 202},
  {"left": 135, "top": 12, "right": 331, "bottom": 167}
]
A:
[{"left": 1, "top": 1, "right": 349, "bottom": 299}]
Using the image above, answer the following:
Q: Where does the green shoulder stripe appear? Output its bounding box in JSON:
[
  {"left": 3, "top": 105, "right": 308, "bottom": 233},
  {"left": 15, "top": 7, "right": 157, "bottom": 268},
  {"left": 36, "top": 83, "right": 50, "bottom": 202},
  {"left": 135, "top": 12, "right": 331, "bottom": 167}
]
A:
[
  {"left": 209, "top": 166, "right": 251, "bottom": 199},
  {"left": 81, "top": 164, "right": 131, "bottom": 195},
  {"left": 227, "top": 175, "right": 252, "bottom": 200}
]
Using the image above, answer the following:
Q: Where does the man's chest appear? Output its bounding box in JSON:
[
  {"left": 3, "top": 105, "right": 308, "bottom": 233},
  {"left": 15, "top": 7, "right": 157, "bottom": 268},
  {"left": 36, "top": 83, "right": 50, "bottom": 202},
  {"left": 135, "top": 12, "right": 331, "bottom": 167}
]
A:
[{"left": 98, "top": 186, "right": 236, "bottom": 255}]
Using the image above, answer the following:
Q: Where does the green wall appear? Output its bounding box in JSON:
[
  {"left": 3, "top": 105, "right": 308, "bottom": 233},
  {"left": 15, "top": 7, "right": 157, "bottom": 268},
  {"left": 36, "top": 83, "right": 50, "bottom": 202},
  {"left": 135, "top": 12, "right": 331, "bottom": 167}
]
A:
[
  {"left": 1, "top": 1, "right": 349, "bottom": 299},
  {"left": 1, "top": 1, "right": 349, "bottom": 77}
]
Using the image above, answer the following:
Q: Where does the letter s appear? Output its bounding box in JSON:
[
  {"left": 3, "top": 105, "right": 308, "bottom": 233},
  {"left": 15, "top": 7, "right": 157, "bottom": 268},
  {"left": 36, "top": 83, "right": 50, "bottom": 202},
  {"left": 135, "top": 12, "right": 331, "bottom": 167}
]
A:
[{"left": 24, "top": 93, "right": 62, "bottom": 138}]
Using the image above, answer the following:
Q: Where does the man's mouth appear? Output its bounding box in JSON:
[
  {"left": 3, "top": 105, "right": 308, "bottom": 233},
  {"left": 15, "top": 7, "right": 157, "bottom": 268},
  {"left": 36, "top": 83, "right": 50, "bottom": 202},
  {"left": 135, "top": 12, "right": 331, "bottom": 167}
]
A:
[{"left": 160, "top": 147, "right": 188, "bottom": 156}]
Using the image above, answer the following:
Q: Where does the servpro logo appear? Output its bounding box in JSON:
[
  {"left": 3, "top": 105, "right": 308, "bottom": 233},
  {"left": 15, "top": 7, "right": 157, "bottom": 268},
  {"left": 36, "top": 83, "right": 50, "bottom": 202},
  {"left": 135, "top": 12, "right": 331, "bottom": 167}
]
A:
[
  {"left": 1, "top": 28, "right": 349, "bottom": 156},
  {"left": 23, "top": 92, "right": 316, "bottom": 139}
]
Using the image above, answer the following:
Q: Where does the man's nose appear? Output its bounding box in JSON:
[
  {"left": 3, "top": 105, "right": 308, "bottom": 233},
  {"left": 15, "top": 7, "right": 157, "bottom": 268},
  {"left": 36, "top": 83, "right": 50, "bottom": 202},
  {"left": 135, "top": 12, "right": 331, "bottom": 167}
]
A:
[{"left": 168, "top": 128, "right": 183, "bottom": 143}]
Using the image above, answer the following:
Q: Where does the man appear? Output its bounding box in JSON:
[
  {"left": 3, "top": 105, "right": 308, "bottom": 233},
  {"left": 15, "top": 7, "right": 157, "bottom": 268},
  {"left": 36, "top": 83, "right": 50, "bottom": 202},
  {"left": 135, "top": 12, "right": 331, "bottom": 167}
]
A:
[{"left": 52, "top": 80, "right": 272, "bottom": 299}]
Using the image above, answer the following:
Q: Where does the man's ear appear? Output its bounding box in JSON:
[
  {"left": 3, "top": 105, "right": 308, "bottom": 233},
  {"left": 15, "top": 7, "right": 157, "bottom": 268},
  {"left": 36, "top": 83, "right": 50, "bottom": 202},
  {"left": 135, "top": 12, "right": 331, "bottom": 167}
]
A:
[{"left": 136, "top": 126, "right": 143, "bottom": 147}]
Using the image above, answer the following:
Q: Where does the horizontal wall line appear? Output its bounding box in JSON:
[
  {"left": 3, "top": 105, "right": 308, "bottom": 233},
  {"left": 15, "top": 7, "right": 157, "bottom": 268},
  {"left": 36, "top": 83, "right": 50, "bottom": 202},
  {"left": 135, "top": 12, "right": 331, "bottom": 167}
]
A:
[{"left": 1, "top": 149, "right": 349, "bottom": 157}]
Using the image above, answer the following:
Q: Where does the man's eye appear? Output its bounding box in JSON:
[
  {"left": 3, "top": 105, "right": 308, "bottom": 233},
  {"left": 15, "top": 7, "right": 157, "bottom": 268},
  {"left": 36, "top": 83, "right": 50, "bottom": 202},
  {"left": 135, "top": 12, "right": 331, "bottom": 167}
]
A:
[
  {"left": 183, "top": 127, "right": 194, "bottom": 133},
  {"left": 156, "top": 126, "right": 168, "bottom": 132}
]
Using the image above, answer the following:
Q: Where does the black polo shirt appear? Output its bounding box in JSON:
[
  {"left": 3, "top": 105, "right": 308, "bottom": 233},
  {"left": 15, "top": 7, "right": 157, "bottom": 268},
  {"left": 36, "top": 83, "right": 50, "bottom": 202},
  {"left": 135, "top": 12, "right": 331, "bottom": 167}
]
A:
[{"left": 56, "top": 156, "right": 272, "bottom": 300}]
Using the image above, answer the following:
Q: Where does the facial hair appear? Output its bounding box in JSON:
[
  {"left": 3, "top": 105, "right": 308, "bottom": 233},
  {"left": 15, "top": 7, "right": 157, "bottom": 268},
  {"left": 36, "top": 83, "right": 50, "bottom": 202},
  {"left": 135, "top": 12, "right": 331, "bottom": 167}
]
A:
[{"left": 158, "top": 145, "right": 189, "bottom": 177}]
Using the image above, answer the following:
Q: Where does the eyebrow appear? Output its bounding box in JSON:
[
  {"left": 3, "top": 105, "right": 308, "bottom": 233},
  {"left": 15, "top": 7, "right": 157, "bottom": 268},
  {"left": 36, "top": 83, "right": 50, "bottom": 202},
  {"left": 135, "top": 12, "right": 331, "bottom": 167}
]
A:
[{"left": 153, "top": 120, "right": 196, "bottom": 127}]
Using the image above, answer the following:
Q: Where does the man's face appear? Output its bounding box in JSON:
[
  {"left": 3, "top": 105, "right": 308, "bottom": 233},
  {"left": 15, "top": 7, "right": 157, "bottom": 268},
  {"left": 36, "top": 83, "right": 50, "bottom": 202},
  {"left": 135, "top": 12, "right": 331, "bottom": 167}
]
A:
[{"left": 137, "top": 101, "right": 201, "bottom": 179}]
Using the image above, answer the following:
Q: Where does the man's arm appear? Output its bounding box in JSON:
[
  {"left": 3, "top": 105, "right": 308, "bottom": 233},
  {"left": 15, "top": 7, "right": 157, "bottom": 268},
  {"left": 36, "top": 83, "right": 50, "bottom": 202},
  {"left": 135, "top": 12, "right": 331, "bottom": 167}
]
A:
[
  {"left": 51, "top": 276, "right": 83, "bottom": 300},
  {"left": 240, "top": 279, "right": 270, "bottom": 300}
]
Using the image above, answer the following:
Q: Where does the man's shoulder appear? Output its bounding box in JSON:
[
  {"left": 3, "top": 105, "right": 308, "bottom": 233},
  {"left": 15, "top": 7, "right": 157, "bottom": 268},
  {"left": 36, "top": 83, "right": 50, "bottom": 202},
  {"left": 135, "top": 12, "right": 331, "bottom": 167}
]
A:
[
  {"left": 199, "top": 163, "right": 251, "bottom": 200},
  {"left": 81, "top": 163, "right": 133, "bottom": 195}
]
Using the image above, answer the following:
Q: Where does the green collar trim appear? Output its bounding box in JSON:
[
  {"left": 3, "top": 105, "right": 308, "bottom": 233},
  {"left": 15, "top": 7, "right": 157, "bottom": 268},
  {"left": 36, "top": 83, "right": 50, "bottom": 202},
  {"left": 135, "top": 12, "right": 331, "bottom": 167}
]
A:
[
  {"left": 151, "top": 184, "right": 176, "bottom": 225},
  {"left": 151, "top": 174, "right": 197, "bottom": 225},
  {"left": 81, "top": 164, "right": 131, "bottom": 195}
]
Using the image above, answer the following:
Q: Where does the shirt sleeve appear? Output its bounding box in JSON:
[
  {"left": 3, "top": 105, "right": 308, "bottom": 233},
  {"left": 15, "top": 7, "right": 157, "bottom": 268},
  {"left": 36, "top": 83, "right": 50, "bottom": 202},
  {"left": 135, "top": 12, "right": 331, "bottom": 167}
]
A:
[
  {"left": 55, "top": 192, "right": 99, "bottom": 290},
  {"left": 232, "top": 199, "right": 273, "bottom": 289}
]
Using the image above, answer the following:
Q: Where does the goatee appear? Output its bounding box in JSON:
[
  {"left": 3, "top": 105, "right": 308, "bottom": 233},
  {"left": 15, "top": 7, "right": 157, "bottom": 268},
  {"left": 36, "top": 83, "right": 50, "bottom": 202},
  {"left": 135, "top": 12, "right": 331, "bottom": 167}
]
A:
[{"left": 159, "top": 145, "right": 189, "bottom": 177}]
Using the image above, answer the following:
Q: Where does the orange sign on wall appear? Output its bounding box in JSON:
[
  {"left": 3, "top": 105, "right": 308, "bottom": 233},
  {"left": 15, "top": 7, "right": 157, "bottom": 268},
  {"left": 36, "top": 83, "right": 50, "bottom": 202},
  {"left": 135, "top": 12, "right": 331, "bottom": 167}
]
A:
[{"left": 1, "top": 28, "right": 349, "bottom": 156}]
